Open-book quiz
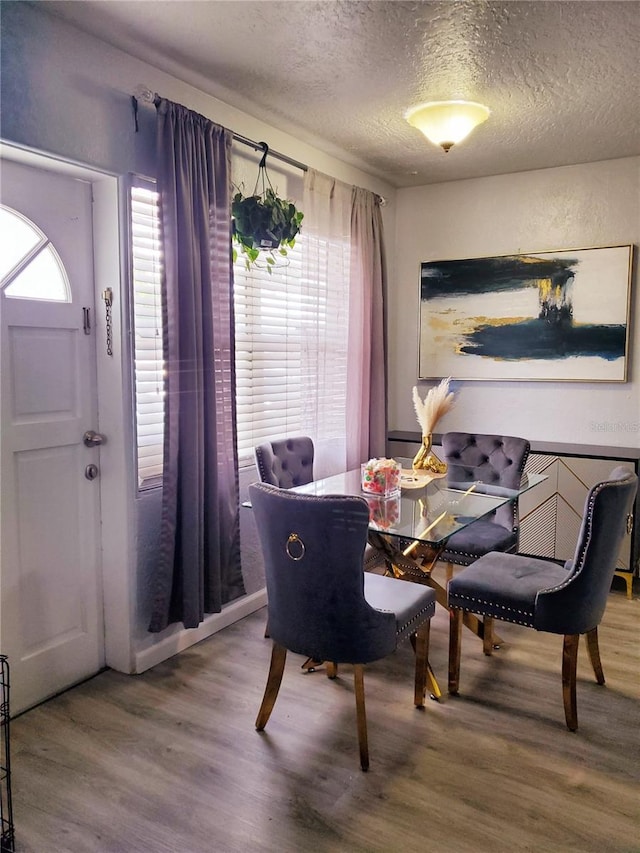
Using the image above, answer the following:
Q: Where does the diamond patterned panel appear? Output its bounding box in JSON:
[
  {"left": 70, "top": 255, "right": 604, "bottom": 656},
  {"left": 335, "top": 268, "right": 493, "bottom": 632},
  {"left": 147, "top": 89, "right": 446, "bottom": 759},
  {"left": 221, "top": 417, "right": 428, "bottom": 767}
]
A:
[
  {"left": 555, "top": 497, "right": 582, "bottom": 562},
  {"left": 524, "top": 453, "right": 557, "bottom": 476},
  {"left": 520, "top": 494, "right": 557, "bottom": 559},
  {"left": 522, "top": 453, "right": 632, "bottom": 570}
]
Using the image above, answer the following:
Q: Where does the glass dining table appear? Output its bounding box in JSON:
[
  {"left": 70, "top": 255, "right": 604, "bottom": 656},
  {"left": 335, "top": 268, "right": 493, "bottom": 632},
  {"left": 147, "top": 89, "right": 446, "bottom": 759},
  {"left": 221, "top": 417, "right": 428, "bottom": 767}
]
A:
[
  {"left": 291, "top": 459, "right": 547, "bottom": 697},
  {"left": 292, "top": 459, "right": 546, "bottom": 562}
]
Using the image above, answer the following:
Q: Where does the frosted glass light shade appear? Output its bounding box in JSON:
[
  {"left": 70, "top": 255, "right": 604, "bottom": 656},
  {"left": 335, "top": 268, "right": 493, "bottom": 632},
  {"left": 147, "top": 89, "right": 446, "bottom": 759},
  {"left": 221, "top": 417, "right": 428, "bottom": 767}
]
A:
[{"left": 405, "top": 100, "right": 490, "bottom": 152}]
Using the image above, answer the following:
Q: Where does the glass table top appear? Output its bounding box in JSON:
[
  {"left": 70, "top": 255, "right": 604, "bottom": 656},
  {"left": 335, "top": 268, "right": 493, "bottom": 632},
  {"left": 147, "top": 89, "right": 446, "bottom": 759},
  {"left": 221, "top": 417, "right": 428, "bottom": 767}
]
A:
[{"left": 290, "top": 458, "right": 547, "bottom": 546}]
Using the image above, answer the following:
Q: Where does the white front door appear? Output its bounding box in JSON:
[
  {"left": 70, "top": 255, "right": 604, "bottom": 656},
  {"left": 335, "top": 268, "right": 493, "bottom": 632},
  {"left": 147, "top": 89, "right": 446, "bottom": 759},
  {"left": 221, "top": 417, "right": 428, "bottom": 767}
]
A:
[{"left": 0, "top": 159, "right": 104, "bottom": 714}]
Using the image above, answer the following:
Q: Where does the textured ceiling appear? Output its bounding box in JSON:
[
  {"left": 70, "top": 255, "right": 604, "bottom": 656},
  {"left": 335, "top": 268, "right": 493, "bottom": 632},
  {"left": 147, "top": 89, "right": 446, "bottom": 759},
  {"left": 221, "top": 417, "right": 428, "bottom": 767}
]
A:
[{"left": 44, "top": 0, "right": 640, "bottom": 187}]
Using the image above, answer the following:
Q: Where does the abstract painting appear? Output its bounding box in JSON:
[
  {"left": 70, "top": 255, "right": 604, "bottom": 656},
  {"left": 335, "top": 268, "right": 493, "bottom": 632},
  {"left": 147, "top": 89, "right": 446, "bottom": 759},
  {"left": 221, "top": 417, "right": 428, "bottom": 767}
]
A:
[{"left": 419, "top": 245, "right": 633, "bottom": 382}]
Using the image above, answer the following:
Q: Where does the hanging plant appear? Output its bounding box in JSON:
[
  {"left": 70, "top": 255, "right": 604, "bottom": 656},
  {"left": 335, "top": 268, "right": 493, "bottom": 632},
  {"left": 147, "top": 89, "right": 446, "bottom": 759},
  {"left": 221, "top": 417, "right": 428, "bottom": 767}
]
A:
[{"left": 232, "top": 143, "right": 304, "bottom": 272}]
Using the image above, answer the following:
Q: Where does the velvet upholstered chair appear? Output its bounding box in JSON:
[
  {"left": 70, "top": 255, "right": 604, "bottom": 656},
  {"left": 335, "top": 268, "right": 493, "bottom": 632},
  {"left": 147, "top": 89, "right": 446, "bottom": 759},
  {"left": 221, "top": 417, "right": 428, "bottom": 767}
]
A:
[
  {"left": 440, "top": 432, "right": 531, "bottom": 569},
  {"left": 254, "top": 435, "right": 315, "bottom": 489},
  {"left": 447, "top": 466, "right": 638, "bottom": 731},
  {"left": 254, "top": 435, "right": 386, "bottom": 574},
  {"left": 249, "top": 482, "right": 436, "bottom": 771}
]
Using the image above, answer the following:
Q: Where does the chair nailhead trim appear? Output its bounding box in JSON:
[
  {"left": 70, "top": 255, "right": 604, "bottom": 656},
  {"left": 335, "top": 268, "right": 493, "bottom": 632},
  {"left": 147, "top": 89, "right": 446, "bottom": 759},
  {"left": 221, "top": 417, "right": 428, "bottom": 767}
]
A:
[
  {"left": 538, "top": 476, "right": 630, "bottom": 596},
  {"left": 397, "top": 604, "right": 434, "bottom": 635},
  {"left": 374, "top": 602, "right": 434, "bottom": 635},
  {"left": 255, "top": 450, "right": 269, "bottom": 483},
  {"left": 451, "top": 592, "right": 534, "bottom": 627}
]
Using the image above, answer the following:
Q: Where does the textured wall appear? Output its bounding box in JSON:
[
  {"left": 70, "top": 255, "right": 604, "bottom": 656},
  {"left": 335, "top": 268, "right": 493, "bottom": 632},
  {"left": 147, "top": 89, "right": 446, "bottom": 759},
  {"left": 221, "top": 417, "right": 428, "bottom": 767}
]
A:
[
  {"left": 0, "top": 3, "right": 395, "bottom": 197},
  {"left": 33, "top": 0, "right": 640, "bottom": 187},
  {"left": 390, "top": 157, "right": 640, "bottom": 448}
]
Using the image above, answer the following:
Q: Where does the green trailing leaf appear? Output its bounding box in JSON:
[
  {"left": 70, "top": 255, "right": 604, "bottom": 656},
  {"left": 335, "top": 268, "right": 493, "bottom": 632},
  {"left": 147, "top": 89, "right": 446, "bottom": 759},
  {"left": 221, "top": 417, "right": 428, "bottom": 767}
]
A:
[{"left": 231, "top": 179, "right": 304, "bottom": 270}]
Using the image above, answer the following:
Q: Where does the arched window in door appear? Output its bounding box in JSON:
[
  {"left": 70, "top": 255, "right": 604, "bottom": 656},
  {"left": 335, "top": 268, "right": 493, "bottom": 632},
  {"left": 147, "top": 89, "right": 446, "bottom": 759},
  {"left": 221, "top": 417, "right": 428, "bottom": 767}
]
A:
[{"left": 0, "top": 205, "right": 71, "bottom": 302}]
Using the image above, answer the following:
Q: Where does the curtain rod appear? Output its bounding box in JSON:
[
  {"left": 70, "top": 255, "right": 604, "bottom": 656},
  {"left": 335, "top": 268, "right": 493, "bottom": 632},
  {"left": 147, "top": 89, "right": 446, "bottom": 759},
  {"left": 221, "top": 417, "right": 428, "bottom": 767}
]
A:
[
  {"left": 132, "top": 86, "right": 386, "bottom": 205},
  {"left": 132, "top": 86, "right": 307, "bottom": 173},
  {"left": 231, "top": 130, "right": 308, "bottom": 173}
]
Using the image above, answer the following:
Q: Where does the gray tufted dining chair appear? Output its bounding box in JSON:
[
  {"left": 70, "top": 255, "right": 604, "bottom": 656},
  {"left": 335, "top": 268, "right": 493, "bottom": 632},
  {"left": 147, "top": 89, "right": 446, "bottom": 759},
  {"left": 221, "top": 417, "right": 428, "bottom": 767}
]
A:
[
  {"left": 254, "top": 435, "right": 387, "bottom": 574},
  {"left": 249, "top": 482, "right": 436, "bottom": 771},
  {"left": 440, "top": 432, "right": 531, "bottom": 568},
  {"left": 254, "top": 435, "right": 315, "bottom": 489},
  {"left": 447, "top": 467, "right": 637, "bottom": 730}
]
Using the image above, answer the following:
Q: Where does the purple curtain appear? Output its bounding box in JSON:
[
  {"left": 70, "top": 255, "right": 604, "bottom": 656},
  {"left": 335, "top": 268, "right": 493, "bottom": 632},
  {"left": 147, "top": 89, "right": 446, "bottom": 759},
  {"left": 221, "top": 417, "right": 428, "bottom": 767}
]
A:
[{"left": 149, "top": 98, "right": 245, "bottom": 633}]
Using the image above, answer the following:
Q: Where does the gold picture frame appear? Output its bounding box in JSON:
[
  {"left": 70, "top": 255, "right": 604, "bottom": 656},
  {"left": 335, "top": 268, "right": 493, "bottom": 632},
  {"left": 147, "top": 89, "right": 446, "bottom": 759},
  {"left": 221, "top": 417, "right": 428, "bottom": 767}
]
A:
[{"left": 419, "top": 244, "right": 633, "bottom": 382}]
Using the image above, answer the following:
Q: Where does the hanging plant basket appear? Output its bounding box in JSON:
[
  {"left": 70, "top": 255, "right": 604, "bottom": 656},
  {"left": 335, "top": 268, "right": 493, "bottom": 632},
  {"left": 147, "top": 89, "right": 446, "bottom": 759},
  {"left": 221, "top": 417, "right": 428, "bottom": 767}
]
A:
[{"left": 232, "top": 143, "right": 304, "bottom": 272}]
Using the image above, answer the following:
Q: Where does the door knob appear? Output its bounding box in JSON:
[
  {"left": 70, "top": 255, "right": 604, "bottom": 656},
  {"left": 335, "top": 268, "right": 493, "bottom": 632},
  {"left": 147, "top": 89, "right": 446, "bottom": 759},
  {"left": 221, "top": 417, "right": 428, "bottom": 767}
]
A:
[{"left": 83, "top": 430, "right": 106, "bottom": 447}]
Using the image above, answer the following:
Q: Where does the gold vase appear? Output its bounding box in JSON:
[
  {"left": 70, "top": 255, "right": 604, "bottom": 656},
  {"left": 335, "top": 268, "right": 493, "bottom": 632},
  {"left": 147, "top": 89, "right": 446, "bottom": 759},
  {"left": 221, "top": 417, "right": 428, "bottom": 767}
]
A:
[{"left": 412, "top": 433, "right": 448, "bottom": 475}]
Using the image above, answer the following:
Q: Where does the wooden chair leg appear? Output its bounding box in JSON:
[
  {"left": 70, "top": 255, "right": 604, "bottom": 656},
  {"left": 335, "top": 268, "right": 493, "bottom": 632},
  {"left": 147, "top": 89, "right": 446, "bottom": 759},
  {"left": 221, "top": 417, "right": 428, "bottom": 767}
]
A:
[
  {"left": 255, "top": 642, "right": 287, "bottom": 731},
  {"left": 482, "top": 615, "right": 494, "bottom": 656},
  {"left": 413, "top": 621, "right": 430, "bottom": 707},
  {"left": 326, "top": 662, "right": 338, "bottom": 679},
  {"left": 562, "top": 634, "right": 580, "bottom": 732},
  {"left": 448, "top": 607, "right": 463, "bottom": 694},
  {"left": 410, "top": 627, "right": 441, "bottom": 699},
  {"left": 446, "top": 561, "right": 454, "bottom": 582},
  {"left": 353, "top": 665, "right": 369, "bottom": 771},
  {"left": 585, "top": 627, "right": 605, "bottom": 685}
]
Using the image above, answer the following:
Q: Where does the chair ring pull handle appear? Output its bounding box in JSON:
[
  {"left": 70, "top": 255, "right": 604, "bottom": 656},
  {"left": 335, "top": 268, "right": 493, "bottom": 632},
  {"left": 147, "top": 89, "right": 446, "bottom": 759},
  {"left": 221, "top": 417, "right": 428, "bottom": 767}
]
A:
[{"left": 286, "top": 533, "right": 306, "bottom": 561}]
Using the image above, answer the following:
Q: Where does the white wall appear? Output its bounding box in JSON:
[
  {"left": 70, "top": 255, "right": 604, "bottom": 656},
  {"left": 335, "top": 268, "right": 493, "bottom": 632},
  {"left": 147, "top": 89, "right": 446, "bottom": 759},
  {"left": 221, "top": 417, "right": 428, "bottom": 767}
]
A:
[{"left": 390, "top": 158, "right": 639, "bottom": 449}]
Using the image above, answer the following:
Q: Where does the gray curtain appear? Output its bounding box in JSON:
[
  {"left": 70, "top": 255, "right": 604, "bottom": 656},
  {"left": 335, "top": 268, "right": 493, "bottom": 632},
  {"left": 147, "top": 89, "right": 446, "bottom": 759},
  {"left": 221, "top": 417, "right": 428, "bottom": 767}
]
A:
[
  {"left": 149, "top": 98, "right": 245, "bottom": 633},
  {"left": 348, "top": 187, "right": 388, "bottom": 465}
]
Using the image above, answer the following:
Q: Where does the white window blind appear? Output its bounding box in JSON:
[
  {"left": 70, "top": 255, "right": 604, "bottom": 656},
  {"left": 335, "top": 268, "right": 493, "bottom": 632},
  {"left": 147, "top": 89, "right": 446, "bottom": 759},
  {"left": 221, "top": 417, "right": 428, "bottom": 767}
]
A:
[
  {"left": 130, "top": 179, "right": 164, "bottom": 488},
  {"left": 234, "top": 235, "right": 350, "bottom": 465}
]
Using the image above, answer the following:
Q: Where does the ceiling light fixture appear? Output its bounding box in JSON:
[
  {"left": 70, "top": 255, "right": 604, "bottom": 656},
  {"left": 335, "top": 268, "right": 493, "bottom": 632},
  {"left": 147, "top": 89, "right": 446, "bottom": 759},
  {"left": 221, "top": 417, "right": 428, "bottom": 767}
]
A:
[{"left": 405, "top": 100, "right": 490, "bottom": 153}]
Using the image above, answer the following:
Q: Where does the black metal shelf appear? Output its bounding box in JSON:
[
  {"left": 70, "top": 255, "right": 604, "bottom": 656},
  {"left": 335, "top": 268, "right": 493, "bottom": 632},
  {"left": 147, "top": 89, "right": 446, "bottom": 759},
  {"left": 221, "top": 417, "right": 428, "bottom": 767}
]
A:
[{"left": 0, "top": 656, "right": 14, "bottom": 853}]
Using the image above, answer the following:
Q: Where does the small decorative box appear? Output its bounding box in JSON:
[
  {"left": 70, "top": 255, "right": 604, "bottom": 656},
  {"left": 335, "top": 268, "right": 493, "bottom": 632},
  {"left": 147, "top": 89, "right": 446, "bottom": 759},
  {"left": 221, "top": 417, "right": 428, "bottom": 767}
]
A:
[{"left": 361, "top": 457, "right": 401, "bottom": 498}]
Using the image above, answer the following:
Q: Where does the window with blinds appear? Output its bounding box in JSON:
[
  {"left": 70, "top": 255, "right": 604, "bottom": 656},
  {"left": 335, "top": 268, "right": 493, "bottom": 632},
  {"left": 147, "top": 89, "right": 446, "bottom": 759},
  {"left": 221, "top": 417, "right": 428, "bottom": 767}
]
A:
[
  {"left": 234, "top": 239, "right": 349, "bottom": 464},
  {"left": 129, "top": 176, "right": 350, "bottom": 484},
  {"left": 130, "top": 179, "right": 164, "bottom": 488}
]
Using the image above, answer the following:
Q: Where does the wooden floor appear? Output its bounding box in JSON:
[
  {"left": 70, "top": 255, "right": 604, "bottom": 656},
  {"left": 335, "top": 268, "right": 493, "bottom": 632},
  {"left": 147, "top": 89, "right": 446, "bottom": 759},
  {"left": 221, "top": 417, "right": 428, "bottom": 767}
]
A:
[{"left": 8, "top": 576, "right": 640, "bottom": 853}]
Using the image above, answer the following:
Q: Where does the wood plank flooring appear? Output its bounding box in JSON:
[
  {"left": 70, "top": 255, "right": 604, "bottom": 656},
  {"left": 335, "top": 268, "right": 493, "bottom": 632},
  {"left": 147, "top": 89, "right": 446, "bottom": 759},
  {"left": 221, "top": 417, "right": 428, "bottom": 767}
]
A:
[{"left": 8, "top": 578, "right": 640, "bottom": 852}]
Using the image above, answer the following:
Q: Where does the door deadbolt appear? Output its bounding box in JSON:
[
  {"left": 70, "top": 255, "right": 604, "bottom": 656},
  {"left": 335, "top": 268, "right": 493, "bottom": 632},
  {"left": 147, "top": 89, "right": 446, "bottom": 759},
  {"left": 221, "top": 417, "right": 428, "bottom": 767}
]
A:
[
  {"left": 85, "top": 464, "right": 99, "bottom": 481},
  {"left": 83, "top": 430, "right": 106, "bottom": 447}
]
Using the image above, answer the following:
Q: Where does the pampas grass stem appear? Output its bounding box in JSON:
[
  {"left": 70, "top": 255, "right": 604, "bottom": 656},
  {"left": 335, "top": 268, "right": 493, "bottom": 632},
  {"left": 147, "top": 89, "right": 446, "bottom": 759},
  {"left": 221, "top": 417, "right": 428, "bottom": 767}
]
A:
[{"left": 412, "top": 378, "right": 455, "bottom": 434}]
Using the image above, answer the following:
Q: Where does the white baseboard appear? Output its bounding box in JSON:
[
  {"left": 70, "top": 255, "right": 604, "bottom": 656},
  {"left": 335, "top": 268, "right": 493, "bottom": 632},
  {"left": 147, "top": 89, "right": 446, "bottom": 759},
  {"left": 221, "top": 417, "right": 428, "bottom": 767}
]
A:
[{"left": 133, "top": 588, "right": 267, "bottom": 674}]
